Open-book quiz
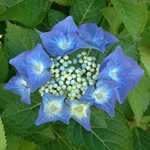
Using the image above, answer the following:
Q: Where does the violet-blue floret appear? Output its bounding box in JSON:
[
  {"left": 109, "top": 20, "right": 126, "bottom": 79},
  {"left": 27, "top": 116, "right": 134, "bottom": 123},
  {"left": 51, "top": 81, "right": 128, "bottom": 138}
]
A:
[
  {"left": 4, "top": 16, "right": 144, "bottom": 131},
  {"left": 9, "top": 44, "right": 52, "bottom": 91},
  {"left": 4, "top": 74, "right": 32, "bottom": 104},
  {"left": 81, "top": 80, "right": 117, "bottom": 117},
  {"left": 40, "top": 16, "right": 81, "bottom": 56},
  {"left": 78, "top": 23, "right": 118, "bottom": 52},
  {"left": 35, "top": 93, "right": 70, "bottom": 125},
  {"left": 99, "top": 46, "right": 144, "bottom": 103}
]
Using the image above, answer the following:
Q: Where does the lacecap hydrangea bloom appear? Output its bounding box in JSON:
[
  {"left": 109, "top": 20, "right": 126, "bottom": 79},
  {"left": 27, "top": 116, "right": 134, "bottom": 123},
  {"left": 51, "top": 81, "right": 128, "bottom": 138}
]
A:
[{"left": 5, "top": 16, "right": 144, "bottom": 131}]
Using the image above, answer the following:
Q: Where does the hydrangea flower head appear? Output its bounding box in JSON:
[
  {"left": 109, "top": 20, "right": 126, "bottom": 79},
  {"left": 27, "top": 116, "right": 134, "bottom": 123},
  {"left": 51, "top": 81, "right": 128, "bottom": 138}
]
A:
[
  {"left": 78, "top": 23, "right": 118, "bottom": 52},
  {"left": 5, "top": 75, "right": 31, "bottom": 104},
  {"left": 5, "top": 16, "right": 144, "bottom": 131},
  {"left": 99, "top": 46, "right": 144, "bottom": 103}
]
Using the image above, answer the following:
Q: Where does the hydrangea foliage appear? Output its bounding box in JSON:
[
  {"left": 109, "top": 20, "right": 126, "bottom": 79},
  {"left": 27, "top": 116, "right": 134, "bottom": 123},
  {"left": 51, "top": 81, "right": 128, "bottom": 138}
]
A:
[{"left": 5, "top": 16, "right": 144, "bottom": 131}]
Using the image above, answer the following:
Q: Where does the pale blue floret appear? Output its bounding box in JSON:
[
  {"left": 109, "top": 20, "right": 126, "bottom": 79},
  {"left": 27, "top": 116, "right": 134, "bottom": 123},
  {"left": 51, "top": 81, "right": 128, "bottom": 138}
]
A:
[
  {"left": 5, "top": 74, "right": 32, "bottom": 104},
  {"left": 67, "top": 100, "right": 91, "bottom": 131},
  {"left": 35, "top": 93, "right": 70, "bottom": 125},
  {"left": 81, "top": 80, "right": 117, "bottom": 117}
]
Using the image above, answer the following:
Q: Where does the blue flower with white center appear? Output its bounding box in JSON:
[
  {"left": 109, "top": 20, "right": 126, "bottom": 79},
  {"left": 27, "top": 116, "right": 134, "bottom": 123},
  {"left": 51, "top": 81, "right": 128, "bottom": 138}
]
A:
[
  {"left": 99, "top": 46, "right": 144, "bottom": 103},
  {"left": 81, "top": 80, "right": 117, "bottom": 117},
  {"left": 35, "top": 93, "right": 70, "bottom": 125},
  {"left": 67, "top": 100, "right": 91, "bottom": 131},
  {"left": 40, "top": 16, "right": 82, "bottom": 56},
  {"left": 9, "top": 51, "right": 29, "bottom": 76},
  {"left": 9, "top": 44, "right": 52, "bottom": 91},
  {"left": 4, "top": 74, "right": 31, "bottom": 104},
  {"left": 78, "top": 23, "right": 118, "bottom": 52}
]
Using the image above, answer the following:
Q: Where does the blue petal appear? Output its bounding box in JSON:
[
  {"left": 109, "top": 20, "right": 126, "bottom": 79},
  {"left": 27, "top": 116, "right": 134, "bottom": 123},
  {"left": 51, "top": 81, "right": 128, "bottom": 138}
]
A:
[
  {"left": 40, "top": 30, "right": 79, "bottom": 56},
  {"left": 82, "top": 80, "right": 117, "bottom": 117},
  {"left": 78, "top": 23, "right": 118, "bottom": 52},
  {"left": 24, "top": 44, "right": 52, "bottom": 91},
  {"left": 9, "top": 51, "right": 29, "bottom": 76},
  {"left": 99, "top": 46, "right": 144, "bottom": 103},
  {"left": 52, "top": 16, "right": 78, "bottom": 34},
  {"left": 67, "top": 100, "right": 91, "bottom": 131},
  {"left": 35, "top": 93, "right": 70, "bottom": 126},
  {"left": 4, "top": 74, "right": 31, "bottom": 104}
]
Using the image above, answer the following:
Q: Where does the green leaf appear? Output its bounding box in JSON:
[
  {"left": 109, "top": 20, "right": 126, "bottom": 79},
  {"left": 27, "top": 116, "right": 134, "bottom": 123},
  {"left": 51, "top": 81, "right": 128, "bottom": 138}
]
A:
[
  {"left": 119, "top": 37, "right": 139, "bottom": 61},
  {"left": 0, "top": 0, "right": 6, "bottom": 15},
  {"left": 111, "top": 0, "right": 148, "bottom": 39},
  {"left": 133, "top": 128, "right": 150, "bottom": 150},
  {"left": 2, "top": 98, "right": 41, "bottom": 136},
  {"left": 0, "top": 0, "right": 24, "bottom": 7},
  {"left": 70, "top": 0, "right": 106, "bottom": 24},
  {"left": 0, "top": 118, "right": 7, "bottom": 150},
  {"left": 48, "top": 9, "right": 66, "bottom": 28},
  {"left": 52, "top": 0, "right": 72, "bottom": 6},
  {"left": 0, "top": 46, "right": 9, "bottom": 82},
  {"left": 0, "top": 0, "right": 49, "bottom": 27},
  {"left": 140, "top": 26, "right": 150, "bottom": 47},
  {"left": 7, "top": 135, "right": 37, "bottom": 150},
  {"left": 64, "top": 109, "right": 133, "bottom": 150},
  {"left": 4, "top": 22, "right": 40, "bottom": 59},
  {"left": 102, "top": 7, "right": 122, "bottom": 34},
  {"left": 139, "top": 47, "right": 150, "bottom": 77},
  {"left": 128, "top": 76, "right": 150, "bottom": 125}
]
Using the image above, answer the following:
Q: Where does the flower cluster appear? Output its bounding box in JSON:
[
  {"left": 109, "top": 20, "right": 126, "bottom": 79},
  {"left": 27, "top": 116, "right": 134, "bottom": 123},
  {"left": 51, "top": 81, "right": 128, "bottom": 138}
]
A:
[{"left": 5, "top": 16, "right": 144, "bottom": 131}]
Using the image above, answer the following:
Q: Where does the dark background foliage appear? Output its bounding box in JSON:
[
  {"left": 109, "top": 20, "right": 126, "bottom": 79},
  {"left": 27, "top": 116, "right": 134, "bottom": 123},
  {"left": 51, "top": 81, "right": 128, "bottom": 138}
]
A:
[{"left": 0, "top": 0, "right": 150, "bottom": 150}]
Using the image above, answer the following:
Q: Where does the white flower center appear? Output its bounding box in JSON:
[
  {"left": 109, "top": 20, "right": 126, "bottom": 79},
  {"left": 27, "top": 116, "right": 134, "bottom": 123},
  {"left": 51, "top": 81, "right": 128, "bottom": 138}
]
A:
[
  {"left": 58, "top": 38, "right": 71, "bottom": 50},
  {"left": 20, "top": 79, "right": 28, "bottom": 87},
  {"left": 109, "top": 68, "right": 118, "bottom": 81},
  {"left": 34, "top": 62, "right": 44, "bottom": 74},
  {"left": 71, "top": 104, "right": 88, "bottom": 118},
  {"left": 45, "top": 101, "right": 62, "bottom": 116},
  {"left": 93, "top": 87, "right": 109, "bottom": 104}
]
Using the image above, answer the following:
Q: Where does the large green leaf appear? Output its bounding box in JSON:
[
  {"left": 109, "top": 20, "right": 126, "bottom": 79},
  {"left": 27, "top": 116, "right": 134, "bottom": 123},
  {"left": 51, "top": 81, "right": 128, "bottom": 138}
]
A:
[
  {"left": 128, "top": 76, "right": 150, "bottom": 125},
  {"left": 112, "top": 0, "right": 148, "bottom": 39},
  {"left": 133, "top": 128, "right": 150, "bottom": 150},
  {"left": 0, "top": 46, "right": 9, "bottom": 82},
  {"left": 139, "top": 47, "right": 150, "bottom": 77},
  {"left": 4, "top": 23, "right": 40, "bottom": 59},
  {"left": 0, "top": 0, "right": 49, "bottom": 27},
  {"left": 102, "top": 7, "right": 122, "bottom": 34},
  {"left": 0, "top": 118, "right": 7, "bottom": 150},
  {"left": 0, "top": 0, "right": 24, "bottom": 7},
  {"left": 48, "top": 9, "right": 66, "bottom": 28},
  {"left": 52, "top": 0, "right": 72, "bottom": 6},
  {"left": 64, "top": 109, "right": 133, "bottom": 150},
  {"left": 0, "top": 3, "right": 6, "bottom": 15},
  {"left": 7, "top": 135, "right": 37, "bottom": 150},
  {"left": 70, "top": 0, "right": 106, "bottom": 24}
]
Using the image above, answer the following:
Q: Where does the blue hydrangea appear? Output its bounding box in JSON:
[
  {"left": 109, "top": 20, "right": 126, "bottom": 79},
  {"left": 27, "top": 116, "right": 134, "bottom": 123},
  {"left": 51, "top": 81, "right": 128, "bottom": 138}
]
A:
[
  {"left": 66, "top": 100, "right": 91, "bottom": 131},
  {"left": 4, "top": 16, "right": 144, "bottom": 131},
  {"left": 5, "top": 74, "right": 32, "bottom": 104},
  {"left": 78, "top": 23, "right": 118, "bottom": 52},
  {"left": 40, "top": 16, "right": 81, "bottom": 56},
  {"left": 9, "top": 44, "right": 52, "bottom": 91},
  {"left": 81, "top": 80, "right": 117, "bottom": 117},
  {"left": 99, "top": 46, "right": 144, "bottom": 103},
  {"left": 35, "top": 93, "right": 70, "bottom": 125}
]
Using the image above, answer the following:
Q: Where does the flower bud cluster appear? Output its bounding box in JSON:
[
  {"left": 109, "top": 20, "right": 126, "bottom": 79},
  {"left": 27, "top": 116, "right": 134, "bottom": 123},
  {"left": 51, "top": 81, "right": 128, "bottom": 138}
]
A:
[{"left": 39, "top": 51, "right": 100, "bottom": 100}]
